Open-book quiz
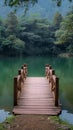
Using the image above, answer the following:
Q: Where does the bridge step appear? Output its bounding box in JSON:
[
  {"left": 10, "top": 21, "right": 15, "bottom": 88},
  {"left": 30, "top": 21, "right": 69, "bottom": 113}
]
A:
[
  {"left": 13, "top": 77, "right": 61, "bottom": 115},
  {"left": 13, "top": 108, "right": 61, "bottom": 115}
]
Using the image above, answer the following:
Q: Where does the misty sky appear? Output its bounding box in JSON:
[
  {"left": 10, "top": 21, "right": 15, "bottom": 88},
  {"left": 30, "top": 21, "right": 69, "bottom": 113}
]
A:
[{"left": 0, "top": 0, "right": 73, "bottom": 19}]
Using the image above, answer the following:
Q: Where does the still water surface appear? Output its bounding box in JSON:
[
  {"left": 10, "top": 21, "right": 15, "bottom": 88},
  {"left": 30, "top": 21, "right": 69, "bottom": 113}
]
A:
[{"left": 0, "top": 56, "right": 73, "bottom": 124}]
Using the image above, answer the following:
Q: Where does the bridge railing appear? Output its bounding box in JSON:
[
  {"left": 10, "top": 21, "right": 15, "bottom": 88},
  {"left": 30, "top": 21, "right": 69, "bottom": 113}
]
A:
[
  {"left": 45, "top": 64, "right": 59, "bottom": 106},
  {"left": 14, "top": 64, "right": 27, "bottom": 106}
]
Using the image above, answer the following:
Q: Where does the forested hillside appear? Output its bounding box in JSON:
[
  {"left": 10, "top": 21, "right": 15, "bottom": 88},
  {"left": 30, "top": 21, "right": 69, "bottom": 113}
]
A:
[{"left": 0, "top": 10, "right": 73, "bottom": 56}]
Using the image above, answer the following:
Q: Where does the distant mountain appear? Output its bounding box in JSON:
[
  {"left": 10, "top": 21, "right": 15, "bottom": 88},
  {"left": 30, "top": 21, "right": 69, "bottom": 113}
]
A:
[{"left": 0, "top": 0, "right": 73, "bottom": 19}]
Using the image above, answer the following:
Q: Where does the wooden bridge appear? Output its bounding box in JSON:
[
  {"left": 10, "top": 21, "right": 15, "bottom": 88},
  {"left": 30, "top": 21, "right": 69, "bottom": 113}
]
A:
[{"left": 13, "top": 64, "right": 61, "bottom": 115}]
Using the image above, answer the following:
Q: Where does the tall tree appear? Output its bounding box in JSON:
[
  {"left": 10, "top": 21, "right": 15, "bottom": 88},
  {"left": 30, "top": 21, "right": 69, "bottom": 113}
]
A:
[
  {"left": 0, "top": 18, "right": 5, "bottom": 37},
  {"left": 55, "top": 14, "right": 73, "bottom": 44},
  {"left": 0, "top": 19, "right": 3, "bottom": 37},
  {"left": 0, "top": 18, "right": 6, "bottom": 53},
  {"left": 55, "top": 13, "right": 73, "bottom": 53},
  {"left": 19, "top": 16, "right": 59, "bottom": 55},
  {"left": 5, "top": 12, "right": 18, "bottom": 36},
  {"left": 53, "top": 12, "right": 63, "bottom": 30},
  {"left": 2, "top": 35, "right": 25, "bottom": 56}
]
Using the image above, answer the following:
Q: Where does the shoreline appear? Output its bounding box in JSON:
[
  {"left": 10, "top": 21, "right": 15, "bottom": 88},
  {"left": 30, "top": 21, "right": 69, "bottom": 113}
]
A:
[
  {"left": 58, "top": 53, "right": 73, "bottom": 58},
  {"left": 0, "top": 115, "right": 73, "bottom": 130},
  {"left": 0, "top": 53, "right": 73, "bottom": 58}
]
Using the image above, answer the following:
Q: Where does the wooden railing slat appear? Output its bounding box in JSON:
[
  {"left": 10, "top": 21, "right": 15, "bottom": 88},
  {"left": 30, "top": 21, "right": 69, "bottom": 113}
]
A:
[
  {"left": 55, "top": 77, "right": 59, "bottom": 106},
  {"left": 14, "top": 64, "right": 27, "bottom": 106},
  {"left": 45, "top": 65, "right": 59, "bottom": 106},
  {"left": 14, "top": 77, "right": 18, "bottom": 106},
  {"left": 14, "top": 64, "right": 59, "bottom": 108}
]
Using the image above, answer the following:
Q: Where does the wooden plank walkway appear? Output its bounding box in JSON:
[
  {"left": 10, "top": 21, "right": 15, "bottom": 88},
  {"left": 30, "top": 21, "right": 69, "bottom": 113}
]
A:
[{"left": 13, "top": 77, "right": 61, "bottom": 115}]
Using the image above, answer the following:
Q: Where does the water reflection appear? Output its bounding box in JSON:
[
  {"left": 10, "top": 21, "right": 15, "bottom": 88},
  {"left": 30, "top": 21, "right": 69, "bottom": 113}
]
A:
[
  {"left": 0, "top": 110, "right": 10, "bottom": 123},
  {"left": 60, "top": 110, "right": 73, "bottom": 124},
  {"left": 0, "top": 56, "right": 73, "bottom": 123}
]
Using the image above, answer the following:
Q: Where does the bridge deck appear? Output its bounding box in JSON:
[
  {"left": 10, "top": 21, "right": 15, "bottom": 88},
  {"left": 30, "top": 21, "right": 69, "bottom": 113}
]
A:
[{"left": 13, "top": 77, "right": 61, "bottom": 115}]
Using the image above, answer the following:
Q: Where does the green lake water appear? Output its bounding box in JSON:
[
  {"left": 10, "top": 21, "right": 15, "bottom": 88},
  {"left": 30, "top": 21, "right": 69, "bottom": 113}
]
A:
[{"left": 0, "top": 56, "right": 73, "bottom": 124}]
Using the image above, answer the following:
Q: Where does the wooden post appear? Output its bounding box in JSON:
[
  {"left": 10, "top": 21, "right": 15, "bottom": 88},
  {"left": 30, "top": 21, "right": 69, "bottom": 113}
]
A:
[
  {"left": 14, "top": 77, "right": 18, "bottom": 106},
  {"left": 45, "top": 66, "right": 48, "bottom": 77},
  {"left": 52, "top": 69, "right": 55, "bottom": 75},
  {"left": 51, "top": 70, "right": 55, "bottom": 89},
  {"left": 55, "top": 77, "right": 59, "bottom": 106},
  {"left": 18, "top": 69, "right": 21, "bottom": 75},
  {"left": 45, "top": 65, "right": 48, "bottom": 76},
  {"left": 24, "top": 64, "right": 27, "bottom": 67},
  {"left": 49, "top": 65, "right": 52, "bottom": 69},
  {"left": 21, "top": 65, "right": 24, "bottom": 69},
  {"left": 23, "top": 64, "right": 27, "bottom": 77},
  {"left": 45, "top": 64, "right": 49, "bottom": 67},
  {"left": 45, "top": 64, "right": 52, "bottom": 78}
]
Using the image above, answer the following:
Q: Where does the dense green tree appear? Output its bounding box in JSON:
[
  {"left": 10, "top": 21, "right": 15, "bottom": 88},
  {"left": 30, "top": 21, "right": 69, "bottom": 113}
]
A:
[
  {"left": 0, "top": 10, "right": 73, "bottom": 56},
  {"left": 0, "top": 18, "right": 5, "bottom": 37},
  {"left": 55, "top": 13, "right": 73, "bottom": 53},
  {"left": 0, "top": 19, "right": 3, "bottom": 37},
  {"left": 0, "top": 18, "right": 6, "bottom": 53},
  {"left": 55, "top": 14, "right": 73, "bottom": 44},
  {"left": 53, "top": 12, "right": 63, "bottom": 30},
  {"left": 5, "top": 12, "right": 18, "bottom": 36},
  {"left": 18, "top": 16, "right": 60, "bottom": 55},
  {"left": 2, "top": 35, "right": 25, "bottom": 56}
]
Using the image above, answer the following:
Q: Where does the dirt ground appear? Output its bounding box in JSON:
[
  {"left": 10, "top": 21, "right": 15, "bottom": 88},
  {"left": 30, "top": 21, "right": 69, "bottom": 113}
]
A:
[{"left": 4, "top": 115, "right": 65, "bottom": 130}]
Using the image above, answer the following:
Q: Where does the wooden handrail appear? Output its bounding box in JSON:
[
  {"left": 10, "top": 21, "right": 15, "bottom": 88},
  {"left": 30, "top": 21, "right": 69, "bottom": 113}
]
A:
[
  {"left": 45, "top": 65, "right": 59, "bottom": 106},
  {"left": 14, "top": 64, "right": 27, "bottom": 106},
  {"left": 14, "top": 77, "right": 18, "bottom": 106},
  {"left": 14, "top": 64, "right": 59, "bottom": 107}
]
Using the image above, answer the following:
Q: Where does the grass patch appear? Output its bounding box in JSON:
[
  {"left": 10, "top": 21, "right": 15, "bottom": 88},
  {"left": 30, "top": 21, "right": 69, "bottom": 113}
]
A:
[
  {"left": 0, "top": 124, "right": 6, "bottom": 130},
  {"left": 0, "top": 115, "right": 15, "bottom": 130},
  {"left": 5, "top": 115, "right": 15, "bottom": 124},
  {"left": 49, "top": 116, "right": 73, "bottom": 130}
]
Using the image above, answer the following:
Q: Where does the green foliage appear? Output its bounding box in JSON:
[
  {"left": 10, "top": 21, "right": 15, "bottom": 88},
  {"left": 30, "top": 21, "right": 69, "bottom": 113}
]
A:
[
  {"left": 5, "top": 12, "right": 18, "bottom": 36},
  {"left": 4, "top": 0, "right": 72, "bottom": 7},
  {"left": 67, "top": 44, "right": 73, "bottom": 54},
  {"left": 0, "top": 19, "right": 5, "bottom": 37},
  {"left": 49, "top": 116, "right": 73, "bottom": 130},
  {"left": 53, "top": 12, "right": 63, "bottom": 30},
  {"left": 0, "top": 10, "right": 73, "bottom": 56},
  {"left": 2, "top": 35, "right": 25, "bottom": 56},
  {"left": 55, "top": 13, "right": 73, "bottom": 54},
  {"left": 4, "top": 0, "right": 38, "bottom": 6},
  {"left": 0, "top": 124, "right": 6, "bottom": 130},
  {"left": 19, "top": 16, "right": 59, "bottom": 56},
  {"left": 0, "top": 116, "right": 15, "bottom": 130},
  {"left": 5, "top": 115, "right": 15, "bottom": 124}
]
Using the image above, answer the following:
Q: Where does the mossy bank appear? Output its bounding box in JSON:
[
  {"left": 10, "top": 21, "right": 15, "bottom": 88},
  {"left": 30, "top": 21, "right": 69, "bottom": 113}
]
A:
[{"left": 0, "top": 115, "right": 73, "bottom": 130}]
